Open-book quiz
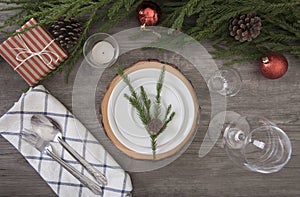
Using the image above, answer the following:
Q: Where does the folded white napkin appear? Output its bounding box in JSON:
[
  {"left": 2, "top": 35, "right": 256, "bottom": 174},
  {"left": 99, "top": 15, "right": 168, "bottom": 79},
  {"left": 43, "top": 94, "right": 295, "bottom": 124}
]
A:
[{"left": 0, "top": 85, "right": 132, "bottom": 197}]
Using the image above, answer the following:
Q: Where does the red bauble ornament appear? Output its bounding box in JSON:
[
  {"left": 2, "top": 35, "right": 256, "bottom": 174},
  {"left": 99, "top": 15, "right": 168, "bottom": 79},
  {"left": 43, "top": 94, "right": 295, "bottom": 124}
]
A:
[
  {"left": 137, "top": 1, "right": 161, "bottom": 26},
  {"left": 259, "top": 52, "right": 288, "bottom": 79}
]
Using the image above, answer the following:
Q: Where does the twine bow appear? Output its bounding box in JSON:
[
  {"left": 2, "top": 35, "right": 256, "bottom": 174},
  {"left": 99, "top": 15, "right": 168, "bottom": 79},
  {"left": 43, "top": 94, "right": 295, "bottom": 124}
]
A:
[{"left": 10, "top": 34, "right": 60, "bottom": 71}]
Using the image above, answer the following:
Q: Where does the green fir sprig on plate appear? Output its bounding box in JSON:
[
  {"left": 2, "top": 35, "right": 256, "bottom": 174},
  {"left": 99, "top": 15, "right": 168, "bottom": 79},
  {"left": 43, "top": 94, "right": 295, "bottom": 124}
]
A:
[{"left": 116, "top": 65, "right": 175, "bottom": 159}]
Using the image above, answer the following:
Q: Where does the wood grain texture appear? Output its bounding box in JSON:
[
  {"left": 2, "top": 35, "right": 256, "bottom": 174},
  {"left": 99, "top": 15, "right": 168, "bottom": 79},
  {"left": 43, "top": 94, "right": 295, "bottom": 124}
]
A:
[{"left": 0, "top": 5, "right": 300, "bottom": 197}]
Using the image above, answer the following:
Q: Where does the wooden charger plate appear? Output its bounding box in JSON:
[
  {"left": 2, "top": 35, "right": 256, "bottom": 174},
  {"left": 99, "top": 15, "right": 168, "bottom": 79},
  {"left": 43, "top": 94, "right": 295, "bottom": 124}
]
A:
[{"left": 101, "top": 61, "right": 199, "bottom": 160}]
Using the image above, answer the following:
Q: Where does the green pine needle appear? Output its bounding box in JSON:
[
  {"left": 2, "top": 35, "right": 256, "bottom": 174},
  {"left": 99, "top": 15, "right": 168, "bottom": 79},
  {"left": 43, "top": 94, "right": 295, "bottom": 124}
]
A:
[
  {"left": 157, "top": 109, "right": 176, "bottom": 137},
  {"left": 140, "top": 86, "right": 151, "bottom": 123},
  {"left": 154, "top": 65, "right": 165, "bottom": 118},
  {"left": 150, "top": 135, "right": 157, "bottom": 160}
]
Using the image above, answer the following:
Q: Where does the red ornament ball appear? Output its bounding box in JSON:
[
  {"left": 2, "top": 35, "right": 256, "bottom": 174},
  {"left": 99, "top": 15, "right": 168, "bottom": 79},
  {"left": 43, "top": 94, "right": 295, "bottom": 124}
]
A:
[
  {"left": 259, "top": 52, "right": 288, "bottom": 79},
  {"left": 137, "top": 1, "right": 161, "bottom": 26}
]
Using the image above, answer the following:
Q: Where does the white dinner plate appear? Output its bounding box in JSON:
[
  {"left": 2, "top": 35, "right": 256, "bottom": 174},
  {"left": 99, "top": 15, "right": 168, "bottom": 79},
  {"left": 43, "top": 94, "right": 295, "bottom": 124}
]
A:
[{"left": 106, "top": 64, "right": 197, "bottom": 156}]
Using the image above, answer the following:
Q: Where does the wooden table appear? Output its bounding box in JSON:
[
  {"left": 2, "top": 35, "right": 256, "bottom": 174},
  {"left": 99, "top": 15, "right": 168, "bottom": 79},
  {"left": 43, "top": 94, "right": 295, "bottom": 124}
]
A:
[{"left": 1, "top": 10, "right": 300, "bottom": 197}]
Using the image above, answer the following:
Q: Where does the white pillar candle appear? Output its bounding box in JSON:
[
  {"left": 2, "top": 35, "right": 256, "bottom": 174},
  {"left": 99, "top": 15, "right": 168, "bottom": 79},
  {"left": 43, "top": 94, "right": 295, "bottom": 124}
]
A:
[{"left": 91, "top": 41, "right": 115, "bottom": 64}]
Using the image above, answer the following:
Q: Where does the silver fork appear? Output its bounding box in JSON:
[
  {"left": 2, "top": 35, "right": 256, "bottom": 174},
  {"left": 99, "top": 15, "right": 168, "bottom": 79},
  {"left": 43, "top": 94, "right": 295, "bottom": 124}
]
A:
[
  {"left": 21, "top": 129, "right": 103, "bottom": 195},
  {"left": 31, "top": 115, "right": 107, "bottom": 185}
]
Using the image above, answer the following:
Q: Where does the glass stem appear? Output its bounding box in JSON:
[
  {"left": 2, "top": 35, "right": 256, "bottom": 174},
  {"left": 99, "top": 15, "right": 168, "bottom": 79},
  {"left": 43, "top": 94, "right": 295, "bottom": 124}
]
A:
[
  {"left": 234, "top": 130, "right": 245, "bottom": 142},
  {"left": 225, "top": 128, "right": 246, "bottom": 149}
]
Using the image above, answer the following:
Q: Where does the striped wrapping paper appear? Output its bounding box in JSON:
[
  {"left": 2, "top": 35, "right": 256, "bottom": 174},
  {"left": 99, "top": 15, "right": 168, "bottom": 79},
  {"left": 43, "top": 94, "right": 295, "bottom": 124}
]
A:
[{"left": 0, "top": 18, "right": 68, "bottom": 86}]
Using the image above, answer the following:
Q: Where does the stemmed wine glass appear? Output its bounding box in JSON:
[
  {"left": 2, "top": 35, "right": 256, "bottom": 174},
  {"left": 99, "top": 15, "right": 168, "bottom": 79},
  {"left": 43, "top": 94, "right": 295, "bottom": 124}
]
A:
[
  {"left": 222, "top": 115, "right": 292, "bottom": 173},
  {"left": 206, "top": 67, "right": 291, "bottom": 173}
]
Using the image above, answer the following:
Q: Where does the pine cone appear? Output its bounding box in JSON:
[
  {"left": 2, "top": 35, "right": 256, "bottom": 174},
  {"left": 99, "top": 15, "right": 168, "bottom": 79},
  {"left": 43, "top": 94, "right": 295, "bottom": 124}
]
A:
[
  {"left": 50, "top": 17, "right": 82, "bottom": 49},
  {"left": 147, "top": 118, "right": 163, "bottom": 135},
  {"left": 229, "top": 12, "right": 262, "bottom": 42}
]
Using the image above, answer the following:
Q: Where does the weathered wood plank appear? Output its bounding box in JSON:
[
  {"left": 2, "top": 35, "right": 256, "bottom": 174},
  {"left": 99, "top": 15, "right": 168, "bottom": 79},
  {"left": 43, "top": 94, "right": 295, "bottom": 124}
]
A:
[{"left": 0, "top": 4, "right": 299, "bottom": 197}]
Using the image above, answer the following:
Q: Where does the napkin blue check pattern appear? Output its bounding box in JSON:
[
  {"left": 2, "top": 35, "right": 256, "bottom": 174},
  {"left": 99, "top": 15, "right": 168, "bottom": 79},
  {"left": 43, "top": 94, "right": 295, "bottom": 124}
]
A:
[{"left": 0, "top": 85, "right": 132, "bottom": 197}]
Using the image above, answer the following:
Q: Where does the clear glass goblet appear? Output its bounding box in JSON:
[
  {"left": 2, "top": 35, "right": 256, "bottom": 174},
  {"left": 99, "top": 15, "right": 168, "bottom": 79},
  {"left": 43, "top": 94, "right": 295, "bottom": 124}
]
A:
[
  {"left": 223, "top": 115, "right": 292, "bottom": 173},
  {"left": 207, "top": 67, "right": 242, "bottom": 96}
]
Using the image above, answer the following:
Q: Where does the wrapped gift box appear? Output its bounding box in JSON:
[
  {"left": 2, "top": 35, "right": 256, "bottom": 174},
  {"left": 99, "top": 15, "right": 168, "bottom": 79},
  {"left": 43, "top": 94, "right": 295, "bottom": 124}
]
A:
[{"left": 0, "top": 18, "right": 68, "bottom": 86}]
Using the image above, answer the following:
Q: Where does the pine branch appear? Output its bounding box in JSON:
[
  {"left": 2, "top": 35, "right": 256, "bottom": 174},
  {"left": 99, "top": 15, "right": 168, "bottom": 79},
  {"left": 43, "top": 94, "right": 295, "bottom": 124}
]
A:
[
  {"left": 0, "top": 0, "right": 299, "bottom": 84},
  {"left": 163, "top": 0, "right": 300, "bottom": 63},
  {"left": 0, "top": 0, "right": 141, "bottom": 81},
  {"left": 156, "top": 65, "right": 165, "bottom": 102},
  {"left": 0, "top": 5, "right": 23, "bottom": 11},
  {"left": 125, "top": 94, "right": 149, "bottom": 125},
  {"left": 117, "top": 65, "right": 175, "bottom": 159},
  {"left": 115, "top": 65, "right": 138, "bottom": 100},
  {"left": 154, "top": 65, "right": 165, "bottom": 118},
  {"left": 64, "top": 4, "right": 103, "bottom": 82},
  {"left": 150, "top": 135, "right": 157, "bottom": 160},
  {"left": 140, "top": 86, "right": 151, "bottom": 123},
  {"left": 156, "top": 109, "right": 175, "bottom": 137},
  {"left": 116, "top": 65, "right": 151, "bottom": 126},
  {"left": 163, "top": 104, "right": 172, "bottom": 123}
]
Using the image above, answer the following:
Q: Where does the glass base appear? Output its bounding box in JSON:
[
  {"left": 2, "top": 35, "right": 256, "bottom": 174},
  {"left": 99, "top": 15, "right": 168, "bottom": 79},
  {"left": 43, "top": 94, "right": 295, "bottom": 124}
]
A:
[
  {"left": 223, "top": 127, "right": 246, "bottom": 149},
  {"left": 207, "top": 111, "right": 243, "bottom": 148},
  {"left": 207, "top": 67, "right": 242, "bottom": 97}
]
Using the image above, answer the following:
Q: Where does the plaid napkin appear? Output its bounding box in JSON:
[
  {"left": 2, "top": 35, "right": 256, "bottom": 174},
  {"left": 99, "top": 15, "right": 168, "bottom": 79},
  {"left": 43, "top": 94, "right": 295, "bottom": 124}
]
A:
[{"left": 0, "top": 85, "right": 132, "bottom": 197}]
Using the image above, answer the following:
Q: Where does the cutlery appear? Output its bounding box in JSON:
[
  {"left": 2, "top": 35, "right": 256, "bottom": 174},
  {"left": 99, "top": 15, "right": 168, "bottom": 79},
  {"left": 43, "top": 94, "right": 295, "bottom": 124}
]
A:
[
  {"left": 21, "top": 129, "right": 102, "bottom": 195},
  {"left": 31, "top": 115, "right": 108, "bottom": 185}
]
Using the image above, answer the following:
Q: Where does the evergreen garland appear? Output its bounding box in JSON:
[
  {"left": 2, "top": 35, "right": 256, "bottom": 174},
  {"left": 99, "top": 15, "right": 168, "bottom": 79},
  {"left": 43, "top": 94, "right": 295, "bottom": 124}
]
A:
[
  {"left": 0, "top": 0, "right": 299, "bottom": 80},
  {"left": 161, "top": 0, "right": 299, "bottom": 64}
]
